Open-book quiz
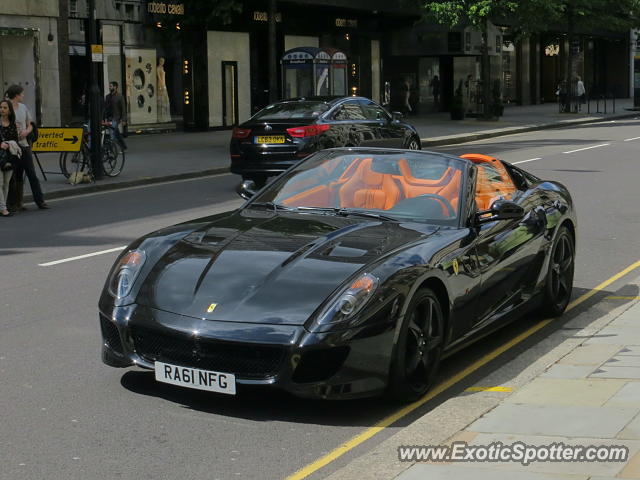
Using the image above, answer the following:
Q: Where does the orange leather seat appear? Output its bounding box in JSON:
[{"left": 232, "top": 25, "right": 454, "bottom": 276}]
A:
[
  {"left": 395, "top": 159, "right": 461, "bottom": 214},
  {"left": 339, "top": 158, "right": 402, "bottom": 210},
  {"left": 460, "top": 153, "right": 517, "bottom": 211}
]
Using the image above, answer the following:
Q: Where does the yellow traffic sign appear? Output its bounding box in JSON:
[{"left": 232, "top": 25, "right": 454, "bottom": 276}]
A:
[{"left": 32, "top": 128, "right": 83, "bottom": 152}]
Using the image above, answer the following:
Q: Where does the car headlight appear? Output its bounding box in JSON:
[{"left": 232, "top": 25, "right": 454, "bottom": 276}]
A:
[
  {"left": 314, "top": 273, "right": 379, "bottom": 327},
  {"left": 108, "top": 249, "right": 146, "bottom": 299}
]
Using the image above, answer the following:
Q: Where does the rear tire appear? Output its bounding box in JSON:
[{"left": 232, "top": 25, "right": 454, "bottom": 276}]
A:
[
  {"left": 386, "top": 288, "right": 444, "bottom": 403},
  {"left": 406, "top": 136, "right": 421, "bottom": 150},
  {"left": 539, "top": 226, "right": 574, "bottom": 317}
]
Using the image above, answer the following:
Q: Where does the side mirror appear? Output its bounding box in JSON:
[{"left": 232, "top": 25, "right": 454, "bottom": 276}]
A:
[
  {"left": 391, "top": 111, "right": 404, "bottom": 122},
  {"left": 236, "top": 180, "right": 257, "bottom": 200},
  {"left": 475, "top": 200, "right": 524, "bottom": 225}
]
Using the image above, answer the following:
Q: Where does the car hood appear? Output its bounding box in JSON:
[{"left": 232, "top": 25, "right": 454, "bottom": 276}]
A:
[{"left": 137, "top": 210, "right": 434, "bottom": 325}]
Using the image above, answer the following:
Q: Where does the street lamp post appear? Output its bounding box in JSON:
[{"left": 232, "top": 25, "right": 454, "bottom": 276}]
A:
[{"left": 88, "top": 0, "right": 103, "bottom": 179}]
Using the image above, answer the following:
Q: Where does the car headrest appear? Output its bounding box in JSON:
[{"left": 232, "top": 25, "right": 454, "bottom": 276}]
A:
[{"left": 370, "top": 157, "right": 401, "bottom": 175}]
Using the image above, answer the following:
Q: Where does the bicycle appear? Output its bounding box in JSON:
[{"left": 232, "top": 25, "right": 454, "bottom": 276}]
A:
[{"left": 59, "top": 123, "right": 126, "bottom": 180}]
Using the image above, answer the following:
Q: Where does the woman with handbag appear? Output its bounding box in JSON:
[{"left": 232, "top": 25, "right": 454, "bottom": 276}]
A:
[{"left": 0, "top": 99, "right": 19, "bottom": 217}]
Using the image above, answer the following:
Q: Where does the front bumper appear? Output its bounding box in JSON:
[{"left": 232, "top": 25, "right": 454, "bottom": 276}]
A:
[{"left": 100, "top": 303, "right": 396, "bottom": 399}]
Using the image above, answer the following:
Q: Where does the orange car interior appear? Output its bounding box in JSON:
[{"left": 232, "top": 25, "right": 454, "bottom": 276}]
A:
[
  {"left": 460, "top": 154, "right": 517, "bottom": 211},
  {"left": 338, "top": 158, "right": 403, "bottom": 210},
  {"left": 281, "top": 156, "right": 463, "bottom": 215}
]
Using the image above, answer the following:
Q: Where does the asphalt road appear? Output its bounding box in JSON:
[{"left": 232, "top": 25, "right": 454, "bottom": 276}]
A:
[{"left": 1, "top": 119, "right": 639, "bottom": 480}]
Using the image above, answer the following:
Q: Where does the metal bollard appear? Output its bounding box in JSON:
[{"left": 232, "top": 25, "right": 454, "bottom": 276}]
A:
[{"left": 604, "top": 95, "right": 607, "bottom": 114}]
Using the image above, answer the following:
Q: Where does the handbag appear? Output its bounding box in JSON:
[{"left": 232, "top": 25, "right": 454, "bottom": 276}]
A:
[
  {"left": 0, "top": 148, "right": 13, "bottom": 171},
  {"left": 27, "top": 121, "right": 39, "bottom": 145}
]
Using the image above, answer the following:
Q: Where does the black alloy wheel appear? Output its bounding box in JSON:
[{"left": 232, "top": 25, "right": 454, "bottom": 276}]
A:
[
  {"left": 540, "top": 226, "right": 574, "bottom": 317},
  {"left": 387, "top": 288, "right": 444, "bottom": 402},
  {"left": 406, "top": 136, "right": 421, "bottom": 150}
]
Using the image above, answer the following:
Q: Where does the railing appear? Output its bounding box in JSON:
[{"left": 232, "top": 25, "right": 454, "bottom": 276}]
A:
[{"left": 558, "top": 93, "right": 616, "bottom": 115}]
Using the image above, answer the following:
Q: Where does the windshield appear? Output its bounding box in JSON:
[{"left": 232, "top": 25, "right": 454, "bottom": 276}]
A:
[
  {"left": 251, "top": 102, "right": 330, "bottom": 120},
  {"left": 251, "top": 151, "right": 465, "bottom": 226}
]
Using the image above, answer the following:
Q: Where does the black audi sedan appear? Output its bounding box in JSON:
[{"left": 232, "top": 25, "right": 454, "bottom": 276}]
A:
[{"left": 229, "top": 96, "right": 421, "bottom": 186}]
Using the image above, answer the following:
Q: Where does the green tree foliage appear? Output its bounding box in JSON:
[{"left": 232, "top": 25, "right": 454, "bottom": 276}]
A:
[
  {"left": 422, "top": 0, "right": 640, "bottom": 116},
  {"left": 422, "top": 1, "right": 519, "bottom": 119}
]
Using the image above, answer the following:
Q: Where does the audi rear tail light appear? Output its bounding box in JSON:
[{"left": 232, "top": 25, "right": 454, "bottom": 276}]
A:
[
  {"left": 232, "top": 127, "right": 252, "bottom": 139},
  {"left": 286, "top": 124, "right": 331, "bottom": 138}
]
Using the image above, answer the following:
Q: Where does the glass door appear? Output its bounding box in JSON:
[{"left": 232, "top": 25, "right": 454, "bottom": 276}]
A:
[{"left": 222, "top": 61, "right": 238, "bottom": 126}]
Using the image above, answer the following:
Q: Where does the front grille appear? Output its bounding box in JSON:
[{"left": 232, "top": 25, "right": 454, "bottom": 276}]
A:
[
  {"left": 100, "top": 317, "right": 123, "bottom": 354},
  {"left": 131, "top": 326, "right": 286, "bottom": 379}
]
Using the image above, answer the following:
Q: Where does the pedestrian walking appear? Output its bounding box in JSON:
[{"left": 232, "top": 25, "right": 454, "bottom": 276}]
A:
[
  {"left": 402, "top": 77, "right": 413, "bottom": 116},
  {"left": 556, "top": 80, "right": 568, "bottom": 112},
  {"left": 0, "top": 99, "right": 19, "bottom": 217},
  {"left": 430, "top": 75, "right": 441, "bottom": 111},
  {"left": 576, "top": 76, "right": 586, "bottom": 111},
  {"left": 5, "top": 84, "right": 49, "bottom": 211},
  {"left": 104, "top": 81, "right": 127, "bottom": 150}
]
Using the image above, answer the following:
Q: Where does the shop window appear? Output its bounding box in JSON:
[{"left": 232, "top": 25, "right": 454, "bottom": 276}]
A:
[
  {"left": 125, "top": 4, "right": 135, "bottom": 21},
  {"left": 448, "top": 32, "right": 462, "bottom": 53}
]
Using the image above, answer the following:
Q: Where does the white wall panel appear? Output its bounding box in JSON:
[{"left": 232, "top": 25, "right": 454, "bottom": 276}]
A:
[{"left": 207, "top": 31, "right": 251, "bottom": 127}]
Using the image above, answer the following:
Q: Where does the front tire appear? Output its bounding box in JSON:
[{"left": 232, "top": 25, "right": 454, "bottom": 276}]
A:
[
  {"left": 386, "top": 288, "right": 444, "bottom": 402},
  {"left": 242, "top": 175, "right": 268, "bottom": 189},
  {"left": 539, "top": 226, "right": 575, "bottom": 317}
]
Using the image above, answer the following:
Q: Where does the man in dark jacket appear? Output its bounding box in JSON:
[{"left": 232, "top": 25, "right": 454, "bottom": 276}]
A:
[{"left": 104, "top": 81, "right": 127, "bottom": 150}]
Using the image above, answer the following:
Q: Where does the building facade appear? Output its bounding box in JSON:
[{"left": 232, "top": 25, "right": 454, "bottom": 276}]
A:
[
  {"left": 0, "top": 1, "right": 62, "bottom": 126},
  {"left": 0, "top": 1, "right": 633, "bottom": 131}
]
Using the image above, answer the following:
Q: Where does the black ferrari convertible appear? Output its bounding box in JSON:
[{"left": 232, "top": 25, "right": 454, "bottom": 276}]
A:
[{"left": 100, "top": 148, "right": 576, "bottom": 401}]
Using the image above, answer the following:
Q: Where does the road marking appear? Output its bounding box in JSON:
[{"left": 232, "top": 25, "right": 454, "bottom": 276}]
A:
[
  {"left": 285, "top": 258, "right": 640, "bottom": 480},
  {"left": 623, "top": 137, "right": 640, "bottom": 142},
  {"left": 465, "top": 386, "right": 513, "bottom": 392},
  {"left": 39, "top": 246, "right": 126, "bottom": 266},
  {"left": 513, "top": 158, "right": 542, "bottom": 165},
  {"left": 605, "top": 296, "right": 640, "bottom": 300},
  {"left": 563, "top": 143, "right": 610, "bottom": 154},
  {"left": 566, "top": 260, "right": 640, "bottom": 311}
]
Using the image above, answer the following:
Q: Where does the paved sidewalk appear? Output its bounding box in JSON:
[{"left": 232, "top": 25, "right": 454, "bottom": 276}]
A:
[
  {"left": 321, "top": 276, "right": 640, "bottom": 480},
  {"left": 24, "top": 98, "right": 636, "bottom": 203},
  {"left": 396, "top": 291, "right": 640, "bottom": 479}
]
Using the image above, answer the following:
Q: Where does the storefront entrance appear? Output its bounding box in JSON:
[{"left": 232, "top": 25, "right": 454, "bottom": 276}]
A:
[{"left": 0, "top": 32, "right": 37, "bottom": 118}]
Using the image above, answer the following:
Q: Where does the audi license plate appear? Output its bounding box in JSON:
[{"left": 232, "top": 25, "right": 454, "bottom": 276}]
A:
[
  {"left": 255, "top": 135, "right": 285, "bottom": 144},
  {"left": 154, "top": 361, "right": 236, "bottom": 395}
]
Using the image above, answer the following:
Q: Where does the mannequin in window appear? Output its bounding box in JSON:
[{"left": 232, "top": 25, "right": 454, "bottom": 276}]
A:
[{"left": 157, "top": 57, "right": 171, "bottom": 122}]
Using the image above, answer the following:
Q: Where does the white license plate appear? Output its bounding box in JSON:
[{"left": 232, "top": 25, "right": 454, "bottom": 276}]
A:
[{"left": 154, "top": 361, "right": 236, "bottom": 395}]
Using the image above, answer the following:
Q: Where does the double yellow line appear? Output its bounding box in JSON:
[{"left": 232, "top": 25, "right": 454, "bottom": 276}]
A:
[{"left": 285, "top": 259, "right": 640, "bottom": 480}]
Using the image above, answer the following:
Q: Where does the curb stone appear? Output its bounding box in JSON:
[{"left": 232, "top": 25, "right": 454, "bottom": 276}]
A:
[
  {"left": 24, "top": 167, "right": 231, "bottom": 204},
  {"left": 26, "top": 111, "right": 639, "bottom": 203},
  {"left": 420, "top": 112, "right": 639, "bottom": 147}
]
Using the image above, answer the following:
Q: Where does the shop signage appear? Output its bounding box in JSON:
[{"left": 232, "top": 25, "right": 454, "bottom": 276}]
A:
[
  {"left": 335, "top": 18, "right": 357, "bottom": 28},
  {"left": 32, "top": 128, "right": 83, "bottom": 152},
  {"left": 147, "top": 1, "right": 184, "bottom": 15},
  {"left": 253, "top": 11, "right": 282, "bottom": 22},
  {"left": 90, "top": 44, "right": 103, "bottom": 63}
]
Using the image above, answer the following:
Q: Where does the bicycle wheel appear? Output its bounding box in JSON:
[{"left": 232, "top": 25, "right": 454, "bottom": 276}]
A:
[
  {"left": 60, "top": 147, "right": 89, "bottom": 179},
  {"left": 102, "top": 139, "right": 125, "bottom": 177}
]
